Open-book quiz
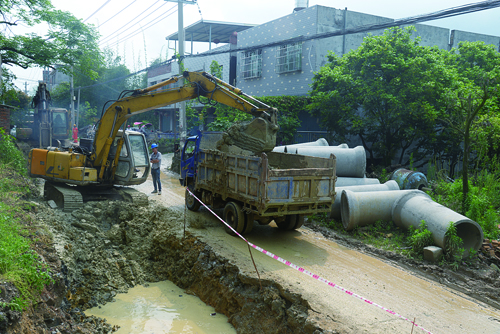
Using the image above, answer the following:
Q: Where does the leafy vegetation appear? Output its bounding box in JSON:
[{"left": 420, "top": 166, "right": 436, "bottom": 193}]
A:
[
  {"left": 0, "top": 129, "right": 27, "bottom": 175},
  {"left": 308, "top": 26, "right": 453, "bottom": 166},
  {"left": 407, "top": 221, "right": 433, "bottom": 255},
  {"left": 0, "top": 132, "right": 53, "bottom": 310},
  {"left": 431, "top": 174, "right": 500, "bottom": 240},
  {"left": 1, "top": 0, "right": 102, "bottom": 101}
]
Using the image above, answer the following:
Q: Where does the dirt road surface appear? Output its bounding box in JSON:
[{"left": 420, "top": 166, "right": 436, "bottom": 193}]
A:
[{"left": 132, "top": 164, "right": 500, "bottom": 334}]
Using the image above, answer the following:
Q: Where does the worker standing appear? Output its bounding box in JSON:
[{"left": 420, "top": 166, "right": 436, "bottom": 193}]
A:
[
  {"left": 150, "top": 143, "right": 162, "bottom": 195},
  {"left": 72, "top": 124, "right": 78, "bottom": 143}
]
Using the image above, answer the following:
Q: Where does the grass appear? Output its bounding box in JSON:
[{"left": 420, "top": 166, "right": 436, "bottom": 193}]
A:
[
  {"left": 315, "top": 213, "right": 411, "bottom": 254},
  {"left": 0, "top": 131, "right": 53, "bottom": 311}
]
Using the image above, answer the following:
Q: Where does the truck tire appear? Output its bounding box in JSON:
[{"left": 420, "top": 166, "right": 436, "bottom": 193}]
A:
[
  {"left": 277, "top": 214, "right": 304, "bottom": 231},
  {"left": 223, "top": 201, "right": 246, "bottom": 236},
  {"left": 185, "top": 184, "right": 201, "bottom": 211},
  {"left": 243, "top": 214, "right": 254, "bottom": 234}
]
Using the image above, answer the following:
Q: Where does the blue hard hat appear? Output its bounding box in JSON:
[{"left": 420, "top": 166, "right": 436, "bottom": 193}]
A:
[{"left": 151, "top": 143, "right": 158, "bottom": 149}]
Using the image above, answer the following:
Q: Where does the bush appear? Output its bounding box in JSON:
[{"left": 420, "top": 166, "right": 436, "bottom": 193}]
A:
[
  {"left": 0, "top": 202, "right": 53, "bottom": 310},
  {"left": 0, "top": 129, "right": 27, "bottom": 175},
  {"left": 432, "top": 177, "right": 500, "bottom": 240},
  {"left": 407, "top": 221, "right": 434, "bottom": 255}
]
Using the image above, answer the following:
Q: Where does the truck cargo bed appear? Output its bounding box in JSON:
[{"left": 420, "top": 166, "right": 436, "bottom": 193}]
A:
[{"left": 196, "top": 150, "right": 336, "bottom": 217}]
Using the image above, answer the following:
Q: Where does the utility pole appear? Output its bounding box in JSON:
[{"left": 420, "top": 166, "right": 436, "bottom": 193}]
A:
[
  {"left": 76, "top": 88, "right": 80, "bottom": 127},
  {"left": 0, "top": 53, "right": 3, "bottom": 104},
  {"left": 165, "top": 0, "right": 196, "bottom": 153},
  {"left": 25, "top": 82, "right": 28, "bottom": 94},
  {"left": 70, "top": 66, "right": 75, "bottom": 127}
]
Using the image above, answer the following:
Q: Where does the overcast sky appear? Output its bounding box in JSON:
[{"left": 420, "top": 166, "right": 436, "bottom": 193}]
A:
[{"left": 9, "top": 0, "right": 500, "bottom": 93}]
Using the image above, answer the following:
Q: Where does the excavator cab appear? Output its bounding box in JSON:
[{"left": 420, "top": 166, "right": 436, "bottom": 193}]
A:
[{"left": 110, "top": 130, "right": 151, "bottom": 186}]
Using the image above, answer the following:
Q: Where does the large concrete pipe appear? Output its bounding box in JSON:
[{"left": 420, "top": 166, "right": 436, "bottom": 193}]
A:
[
  {"left": 290, "top": 146, "right": 366, "bottom": 178},
  {"left": 335, "top": 177, "right": 380, "bottom": 187},
  {"left": 273, "top": 138, "right": 329, "bottom": 152},
  {"left": 330, "top": 181, "right": 400, "bottom": 220},
  {"left": 392, "top": 191, "right": 484, "bottom": 256},
  {"left": 390, "top": 168, "right": 429, "bottom": 190},
  {"left": 341, "top": 189, "right": 422, "bottom": 231}
]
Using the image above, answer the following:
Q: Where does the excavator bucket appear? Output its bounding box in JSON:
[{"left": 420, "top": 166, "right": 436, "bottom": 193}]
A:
[{"left": 218, "top": 117, "right": 279, "bottom": 153}]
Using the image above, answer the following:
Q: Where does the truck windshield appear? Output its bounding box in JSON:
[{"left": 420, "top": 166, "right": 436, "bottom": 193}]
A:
[
  {"left": 183, "top": 140, "right": 196, "bottom": 160},
  {"left": 129, "top": 134, "right": 149, "bottom": 167}
]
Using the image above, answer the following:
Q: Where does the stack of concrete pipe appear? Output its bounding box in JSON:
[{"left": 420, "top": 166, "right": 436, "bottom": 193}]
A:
[
  {"left": 276, "top": 139, "right": 484, "bottom": 257},
  {"left": 274, "top": 140, "right": 370, "bottom": 179}
]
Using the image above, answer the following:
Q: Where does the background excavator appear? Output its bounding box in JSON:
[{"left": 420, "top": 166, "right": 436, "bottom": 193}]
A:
[
  {"left": 16, "top": 82, "right": 71, "bottom": 148},
  {"left": 28, "top": 71, "right": 279, "bottom": 211}
]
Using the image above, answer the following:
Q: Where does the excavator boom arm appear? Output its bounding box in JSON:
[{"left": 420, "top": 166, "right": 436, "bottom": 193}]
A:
[{"left": 92, "top": 71, "right": 279, "bottom": 171}]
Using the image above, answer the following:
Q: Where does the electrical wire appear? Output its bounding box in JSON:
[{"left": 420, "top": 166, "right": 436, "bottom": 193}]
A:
[
  {"left": 183, "top": 0, "right": 500, "bottom": 59},
  {"left": 84, "top": 0, "right": 112, "bottom": 23},
  {"left": 98, "top": 0, "right": 137, "bottom": 28},
  {"left": 99, "top": 0, "right": 167, "bottom": 45},
  {"left": 103, "top": 6, "right": 178, "bottom": 49},
  {"left": 75, "top": 0, "right": 500, "bottom": 91}
]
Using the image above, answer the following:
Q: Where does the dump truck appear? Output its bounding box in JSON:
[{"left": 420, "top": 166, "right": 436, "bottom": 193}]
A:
[{"left": 181, "top": 132, "right": 336, "bottom": 235}]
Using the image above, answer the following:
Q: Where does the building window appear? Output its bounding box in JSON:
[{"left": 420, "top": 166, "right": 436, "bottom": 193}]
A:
[
  {"left": 275, "top": 42, "right": 302, "bottom": 74},
  {"left": 241, "top": 49, "right": 262, "bottom": 79}
]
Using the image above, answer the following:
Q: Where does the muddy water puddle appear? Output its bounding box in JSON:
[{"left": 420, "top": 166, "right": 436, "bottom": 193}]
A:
[{"left": 85, "top": 281, "right": 236, "bottom": 333}]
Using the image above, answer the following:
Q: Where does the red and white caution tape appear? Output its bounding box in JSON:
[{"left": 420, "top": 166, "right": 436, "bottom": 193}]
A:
[{"left": 186, "top": 188, "right": 433, "bottom": 334}]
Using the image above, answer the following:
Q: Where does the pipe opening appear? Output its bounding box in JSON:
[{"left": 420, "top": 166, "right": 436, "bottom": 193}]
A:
[
  {"left": 340, "top": 190, "right": 352, "bottom": 230},
  {"left": 453, "top": 220, "right": 484, "bottom": 256}
]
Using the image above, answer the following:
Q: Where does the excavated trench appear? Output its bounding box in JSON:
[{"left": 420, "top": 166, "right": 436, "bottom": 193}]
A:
[{"left": 36, "top": 199, "right": 327, "bottom": 334}]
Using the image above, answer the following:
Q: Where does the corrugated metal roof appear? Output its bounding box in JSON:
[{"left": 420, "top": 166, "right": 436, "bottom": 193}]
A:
[{"left": 166, "top": 20, "right": 256, "bottom": 43}]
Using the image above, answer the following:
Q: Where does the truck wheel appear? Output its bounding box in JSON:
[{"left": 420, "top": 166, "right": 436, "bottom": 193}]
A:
[
  {"left": 243, "top": 214, "right": 254, "bottom": 234},
  {"left": 294, "top": 215, "right": 305, "bottom": 229},
  {"left": 185, "top": 184, "right": 201, "bottom": 211},
  {"left": 277, "top": 215, "right": 304, "bottom": 230},
  {"left": 223, "top": 201, "right": 246, "bottom": 236}
]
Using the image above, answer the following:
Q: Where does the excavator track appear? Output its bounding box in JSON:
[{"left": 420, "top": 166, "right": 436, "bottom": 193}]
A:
[
  {"left": 44, "top": 183, "right": 83, "bottom": 212},
  {"left": 44, "top": 182, "right": 149, "bottom": 212},
  {"left": 114, "top": 187, "right": 149, "bottom": 207}
]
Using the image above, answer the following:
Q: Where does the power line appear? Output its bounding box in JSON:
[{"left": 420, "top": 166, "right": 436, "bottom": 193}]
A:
[
  {"left": 84, "top": 0, "right": 112, "bottom": 23},
  {"left": 103, "top": 6, "right": 178, "bottom": 49},
  {"left": 79, "top": 0, "right": 500, "bottom": 91},
  {"left": 98, "top": 0, "right": 137, "bottom": 28},
  {"left": 184, "top": 0, "right": 500, "bottom": 59},
  {"left": 99, "top": 1, "right": 167, "bottom": 45}
]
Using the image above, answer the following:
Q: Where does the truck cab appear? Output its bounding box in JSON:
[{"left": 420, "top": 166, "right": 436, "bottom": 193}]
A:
[{"left": 180, "top": 131, "right": 223, "bottom": 187}]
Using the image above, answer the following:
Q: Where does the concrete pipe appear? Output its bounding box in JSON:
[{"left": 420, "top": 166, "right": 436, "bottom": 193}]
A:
[
  {"left": 341, "top": 189, "right": 422, "bottom": 231},
  {"left": 292, "top": 146, "right": 366, "bottom": 178},
  {"left": 392, "top": 191, "right": 484, "bottom": 256},
  {"left": 273, "top": 138, "right": 329, "bottom": 152},
  {"left": 390, "top": 168, "right": 429, "bottom": 190},
  {"left": 330, "top": 180, "right": 400, "bottom": 220},
  {"left": 335, "top": 177, "right": 380, "bottom": 187},
  {"left": 331, "top": 143, "right": 349, "bottom": 148}
]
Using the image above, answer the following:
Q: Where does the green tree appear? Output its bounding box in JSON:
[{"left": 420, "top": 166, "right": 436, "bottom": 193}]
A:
[
  {"left": 441, "top": 41, "right": 500, "bottom": 212},
  {"left": 258, "top": 96, "right": 303, "bottom": 145},
  {"left": 308, "top": 26, "right": 453, "bottom": 166},
  {"left": 0, "top": 0, "right": 102, "bottom": 92},
  {"left": 3, "top": 90, "right": 30, "bottom": 126}
]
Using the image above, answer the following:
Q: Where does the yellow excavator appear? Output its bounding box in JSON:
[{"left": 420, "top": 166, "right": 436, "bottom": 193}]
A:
[{"left": 28, "top": 71, "right": 279, "bottom": 211}]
